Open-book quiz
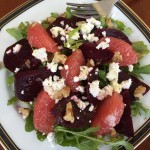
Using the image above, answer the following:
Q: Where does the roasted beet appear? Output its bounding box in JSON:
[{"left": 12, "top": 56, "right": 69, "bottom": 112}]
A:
[
  {"left": 51, "top": 96, "right": 95, "bottom": 129},
  {"left": 115, "top": 90, "right": 134, "bottom": 137},
  {"left": 80, "top": 42, "right": 114, "bottom": 65},
  {"left": 14, "top": 68, "right": 56, "bottom": 102},
  {"left": 3, "top": 39, "right": 41, "bottom": 73},
  {"left": 94, "top": 28, "right": 132, "bottom": 44}
]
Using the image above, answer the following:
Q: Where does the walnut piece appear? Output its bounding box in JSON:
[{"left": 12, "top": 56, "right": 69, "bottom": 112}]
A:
[
  {"left": 112, "top": 51, "right": 123, "bottom": 63},
  {"left": 134, "top": 85, "right": 146, "bottom": 99},
  {"left": 86, "top": 59, "right": 95, "bottom": 67},
  {"left": 18, "top": 108, "right": 29, "bottom": 119},
  {"left": 63, "top": 102, "right": 74, "bottom": 123},
  {"left": 110, "top": 128, "right": 117, "bottom": 138},
  {"left": 106, "top": 18, "right": 113, "bottom": 28},
  {"left": 53, "top": 52, "right": 67, "bottom": 64},
  {"left": 47, "top": 17, "right": 56, "bottom": 24},
  {"left": 53, "top": 86, "right": 70, "bottom": 100}
]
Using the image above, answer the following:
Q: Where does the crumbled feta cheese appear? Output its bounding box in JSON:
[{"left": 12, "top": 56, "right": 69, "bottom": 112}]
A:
[
  {"left": 106, "top": 62, "right": 121, "bottom": 81},
  {"left": 83, "top": 33, "right": 99, "bottom": 42},
  {"left": 76, "top": 86, "right": 85, "bottom": 93},
  {"left": 78, "top": 66, "right": 93, "bottom": 81},
  {"left": 32, "top": 48, "right": 48, "bottom": 62},
  {"left": 60, "top": 36, "right": 66, "bottom": 42},
  {"left": 89, "top": 104, "right": 94, "bottom": 112},
  {"left": 89, "top": 80, "right": 100, "bottom": 97},
  {"left": 21, "top": 90, "right": 24, "bottom": 94},
  {"left": 64, "top": 65, "right": 69, "bottom": 70},
  {"left": 77, "top": 116, "right": 80, "bottom": 120},
  {"left": 96, "top": 38, "right": 110, "bottom": 49},
  {"left": 58, "top": 66, "right": 63, "bottom": 70},
  {"left": 60, "top": 21, "right": 64, "bottom": 26},
  {"left": 66, "top": 43, "right": 71, "bottom": 48},
  {"left": 102, "top": 31, "right": 106, "bottom": 37},
  {"left": 47, "top": 61, "right": 58, "bottom": 73},
  {"left": 71, "top": 32, "right": 80, "bottom": 40},
  {"left": 47, "top": 132, "right": 55, "bottom": 147},
  {"left": 82, "top": 96, "right": 87, "bottom": 100},
  {"left": 43, "top": 76, "right": 66, "bottom": 98},
  {"left": 128, "top": 65, "right": 134, "bottom": 72},
  {"left": 121, "top": 79, "right": 132, "bottom": 89},
  {"left": 58, "top": 46, "right": 63, "bottom": 50},
  {"left": 65, "top": 24, "right": 69, "bottom": 30},
  {"left": 73, "top": 76, "right": 79, "bottom": 82},
  {"left": 89, "top": 120, "right": 91, "bottom": 123},
  {"left": 6, "top": 49, "right": 11, "bottom": 54},
  {"left": 80, "top": 23, "right": 94, "bottom": 34},
  {"left": 86, "top": 17, "right": 101, "bottom": 28},
  {"left": 50, "top": 27, "right": 65, "bottom": 37},
  {"left": 111, "top": 80, "right": 122, "bottom": 93},
  {"left": 14, "top": 68, "right": 20, "bottom": 73},
  {"left": 13, "top": 44, "right": 22, "bottom": 54}
]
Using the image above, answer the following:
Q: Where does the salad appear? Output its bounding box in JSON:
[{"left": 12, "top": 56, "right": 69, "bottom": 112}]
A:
[{"left": 3, "top": 6, "right": 150, "bottom": 150}]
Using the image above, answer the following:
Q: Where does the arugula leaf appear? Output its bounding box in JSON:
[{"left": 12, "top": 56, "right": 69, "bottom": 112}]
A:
[
  {"left": 51, "top": 12, "right": 58, "bottom": 18},
  {"left": 100, "top": 17, "right": 107, "bottom": 28},
  {"left": 41, "top": 20, "right": 50, "bottom": 29},
  {"left": 6, "top": 28, "right": 24, "bottom": 41},
  {"left": 66, "top": 7, "right": 73, "bottom": 18},
  {"left": 123, "top": 27, "right": 132, "bottom": 36},
  {"left": 36, "top": 131, "right": 47, "bottom": 141},
  {"left": 7, "top": 96, "right": 18, "bottom": 106},
  {"left": 98, "top": 69, "right": 108, "bottom": 88},
  {"left": 54, "top": 126, "right": 133, "bottom": 150},
  {"left": 131, "top": 101, "right": 150, "bottom": 118},
  {"left": 18, "top": 22, "right": 30, "bottom": 37},
  {"left": 25, "top": 111, "right": 34, "bottom": 132},
  {"left": 115, "top": 20, "right": 125, "bottom": 31},
  {"left": 132, "top": 41, "right": 150, "bottom": 59},
  {"left": 6, "top": 75, "right": 14, "bottom": 86}
]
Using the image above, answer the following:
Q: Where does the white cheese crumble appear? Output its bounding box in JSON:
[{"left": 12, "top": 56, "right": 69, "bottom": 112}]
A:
[
  {"left": 42, "top": 76, "right": 66, "bottom": 98},
  {"left": 106, "top": 62, "right": 121, "bottom": 81},
  {"left": 13, "top": 44, "right": 22, "bottom": 54},
  {"left": 14, "top": 68, "right": 20, "bottom": 73},
  {"left": 60, "top": 21, "right": 64, "bottom": 26},
  {"left": 73, "top": 76, "right": 79, "bottom": 82},
  {"left": 83, "top": 33, "right": 99, "bottom": 42},
  {"left": 128, "top": 65, "right": 134, "bottom": 72},
  {"left": 6, "top": 49, "right": 11, "bottom": 54},
  {"left": 89, "top": 80, "right": 100, "bottom": 97},
  {"left": 89, "top": 104, "right": 94, "bottom": 112},
  {"left": 102, "top": 31, "right": 106, "bottom": 37},
  {"left": 21, "top": 90, "right": 24, "bottom": 94},
  {"left": 58, "top": 66, "right": 63, "bottom": 70},
  {"left": 60, "top": 36, "right": 66, "bottom": 42},
  {"left": 50, "top": 27, "right": 65, "bottom": 37},
  {"left": 76, "top": 86, "right": 85, "bottom": 93},
  {"left": 86, "top": 17, "right": 101, "bottom": 28},
  {"left": 96, "top": 38, "right": 110, "bottom": 49},
  {"left": 111, "top": 80, "right": 122, "bottom": 93},
  {"left": 71, "top": 32, "right": 80, "bottom": 40},
  {"left": 32, "top": 48, "right": 48, "bottom": 62},
  {"left": 121, "top": 79, "right": 132, "bottom": 89},
  {"left": 47, "top": 132, "right": 55, "bottom": 147},
  {"left": 64, "top": 65, "right": 69, "bottom": 70},
  {"left": 47, "top": 62, "right": 58, "bottom": 73},
  {"left": 80, "top": 23, "right": 94, "bottom": 34}
]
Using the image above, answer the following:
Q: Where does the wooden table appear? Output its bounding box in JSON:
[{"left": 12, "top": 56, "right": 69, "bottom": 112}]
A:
[{"left": 0, "top": 0, "right": 150, "bottom": 150}]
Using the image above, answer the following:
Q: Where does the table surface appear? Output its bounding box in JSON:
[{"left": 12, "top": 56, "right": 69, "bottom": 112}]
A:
[{"left": 0, "top": 0, "right": 150, "bottom": 150}]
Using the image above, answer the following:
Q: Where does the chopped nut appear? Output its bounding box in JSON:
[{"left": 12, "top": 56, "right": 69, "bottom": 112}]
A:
[
  {"left": 110, "top": 128, "right": 117, "bottom": 138},
  {"left": 47, "top": 17, "right": 56, "bottom": 24},
  {"left": 63, "top": 102, "right": 74, "bottom": 123},
  {"left": 106, "top": 18, "right": 113, "bottom": 28},
  {"left": 112, "top": 51, "right": 123, "bottom": 63},
  {"left": 76, "top": 21, "right": 86, "bottom": 27},
  {"left": 86, "top": 59, "right": 95, "bottom": 67},
  {"left": 18, "top": 108, "right": 30, "bottom": 119},
  {"left": 25, "top": 59, "right": 31, "bottom": 68},
  {"left": 60, "top": 12, "right": 67, "bottom": 18},
  {"left": 134, "top": 85, "right": 146, "bottom": 99},
  {"left": 53, "top": 86, "right": 70, "bottom": 100},
  {"left": 53, "top": 52, "right": 67, "bottom": 64}
]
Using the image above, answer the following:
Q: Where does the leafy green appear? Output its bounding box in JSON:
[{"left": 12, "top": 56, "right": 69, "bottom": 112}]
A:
[
  {"left": 131, "top": 101, "right": 150, "bottom": 118},
  {"left": 98, "top": 69, "right": 108, "bottom": 88},
  {"left": 41, "top": 20, "right": 50, "bottom": 29},
  {"left": 132, "top": 41, "right": 150, "bottom": 59},
  {"left": 25, "top": 111, "right": 34, "bottom": 132},
  {"left": 6, "top": 28, "right": 24, "bottom": 41},
  {"left": 115, "top": 20, "right": 125, "bottom": 31},
  {"left": 123, "top": 27, "right": 132, "bottom": 36},
  {"left": 7, "top": 96, "right": 18, "bottom": 106},
  {"left": 100, "top": 17, "right": 107, "bottom": 28},
  {"left": 66, "top": 7, "right": 74, "bottom": 18},
  {"left": 36, "top": 131, "right": 47, "bottom": 141},
  {"left": 6, "top": 75, "right": 14, "bottom": 86},
  {"left": 18, "top": 22, "right": 30, "bottom": 37},
  {"left": 51, "top": 12, "right": 58, "bottom": 18},
  {"left": 54, "top": 126, "right": 133, "bottom": 150}
]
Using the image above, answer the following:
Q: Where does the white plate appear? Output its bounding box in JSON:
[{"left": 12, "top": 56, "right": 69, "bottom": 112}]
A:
[{"left": 0, "top": 0, "right": 150, "bottom": 150}]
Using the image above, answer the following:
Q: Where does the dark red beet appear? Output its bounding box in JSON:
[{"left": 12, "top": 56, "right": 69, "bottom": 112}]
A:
[
  {"left": 118, "top": 71, "right": 150, "bottom": 101},
  {"left": 51, "top": 95, "right": 95, "bottom": 129},
  {"left": 94, "top": 28, "right": 132, "bottom": 44},
  {"left": 115, "top": 90, "right": 134, "bottom": 137},
  {"left": 3, "top": 39, "right": 41, "bottom": 73},
  {"left": 14, "top": 68, "right": 56, "bottom": 102},
  {"left": 80, "top": 42, "right": 114, "bottom": 65}
]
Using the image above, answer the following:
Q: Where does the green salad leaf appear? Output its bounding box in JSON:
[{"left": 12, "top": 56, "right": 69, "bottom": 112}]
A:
[
  {"left": 66, "top": 7, "right": 74, "bottom": 18},
  {"left": 18, "top": 22, "right": 30, "bottom": 37},
  {"left": 6, "top": 75, "right": 14, "bottom": 86},
  {"left": 7, "top": 96, "right": 18, "bottom": 106},
  {"left": 25, "top": 111, "right": 34, "bottom": 132},
  {"left": 41, "top": 20, "right": 50, "bottom": 29},
  {"left": 36, "top": 131, "right": 47, "bottom": 141},
  {"left": 131, "top": 101, "right": 150, "bottom": 118},
  {"left": 51, "top": 12, "right": 59, "bottom": 18},
  {"left": 54, "top": 126, "right": 133, "bottom": 150},
  {"left": 100, "top": 17, "right": 107, "bottom": 28}
]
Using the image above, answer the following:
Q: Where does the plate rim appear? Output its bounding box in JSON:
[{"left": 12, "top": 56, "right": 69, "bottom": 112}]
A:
[{"left": 0, "top": 0, "right": 150, "bottom": 150}]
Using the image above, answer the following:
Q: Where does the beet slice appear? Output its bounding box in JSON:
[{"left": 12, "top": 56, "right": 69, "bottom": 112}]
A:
[
  {"left": 94, "top": 28, "right": 132, "bottom": 44},
  {"left": 51, "top": 95, "right": 95, "bottom": 129},
  {"left": 115, "top": 89, "right": 134, "bottom": 137},
  {"left": 80, "top": 42, "right": 114, "bottom": 65},
  {"left": 14, "top": 68, "right": 56, "bottom": 102},
  {"left": 3, "top": 39, "right": 41, "bottom": 73}
]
